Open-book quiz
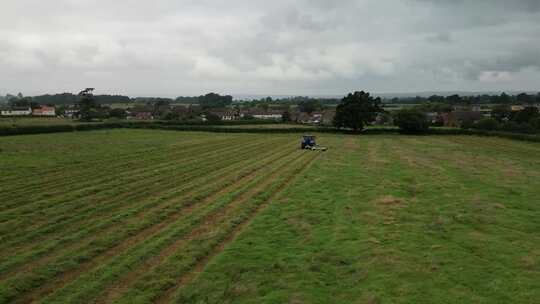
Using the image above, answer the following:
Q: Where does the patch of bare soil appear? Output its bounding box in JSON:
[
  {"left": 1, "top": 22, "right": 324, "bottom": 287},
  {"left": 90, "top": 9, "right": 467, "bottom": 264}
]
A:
[{"left": 375, "top": 195, "right": 406, "bottom": 205}]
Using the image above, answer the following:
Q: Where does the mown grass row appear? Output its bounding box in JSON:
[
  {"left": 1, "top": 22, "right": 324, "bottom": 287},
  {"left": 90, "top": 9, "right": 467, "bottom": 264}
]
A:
[
  {"left": 0, "top": 137, "right": 293, "bottom": 272},
  {"left": 374, "top": 137, "right": 539, "bottom": 302},
  {"left": 0, "top": 135, "right": 246, "bottom": 211},
  {"left": 144, "top": 152, "right": 319, "bottom": 304},
  {"left": 0, "top": 129, "right": 192, "bottom": 186},
  {"left": 40, "top": 148, "right": 314, "bottom": 303},
  {"left": 0, "top": 132, "right": 219, "bottom": 187},
  {"left": 0, "top": 135, "right": 270, "bottom": 233},
  {"left": 164, "top": 135, "right": 538, "bottom": 303},
  {"left": 0, "top": 137, "right": 298, "bottom": 303},
  {"left": 10, "top": 146, "right": 303, "bottom": 303}
]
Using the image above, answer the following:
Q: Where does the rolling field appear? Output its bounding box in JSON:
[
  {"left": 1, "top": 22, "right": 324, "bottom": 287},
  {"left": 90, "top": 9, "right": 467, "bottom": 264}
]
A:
[{"left": 0, "top": 130, "right": 539, "bottom": 303}]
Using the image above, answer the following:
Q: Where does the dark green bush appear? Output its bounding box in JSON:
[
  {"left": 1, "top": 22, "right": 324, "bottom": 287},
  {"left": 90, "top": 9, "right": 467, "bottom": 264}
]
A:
[
  {"left": 530, "top": 117, "right": 540, "bottom": 130},
  {"left": 474, "top": 118, "right": 500, "bottom": 131},
  {"left": 393, "top": 109, "right": 430, "bottom": 134}
]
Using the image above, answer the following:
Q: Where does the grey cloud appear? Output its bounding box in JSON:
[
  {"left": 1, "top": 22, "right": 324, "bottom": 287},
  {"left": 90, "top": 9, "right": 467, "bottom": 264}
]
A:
[
  {"left": 0, "top": 0, "right": 539, "bottom": 96},
  {"left": 425, "top": 33, "right": 452, "bottom": 43}
]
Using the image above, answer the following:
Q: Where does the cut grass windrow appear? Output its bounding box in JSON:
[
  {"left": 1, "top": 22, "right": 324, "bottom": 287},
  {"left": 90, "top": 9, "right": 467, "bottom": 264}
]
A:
[
  {"left": 3, "top": 137, "right": 234, "bottom": 197},
  {"left": 43, "top": 150, "right": 313, "bottom": 304},
  {"left": 158, "top": 151, "right": 320, "bottom": 304},
  {"left": 0, "top": 142, "right": 298, "bottom": 304},
  {"left": 0, "top": 136, "right": 243, "bottom": 221},
  {"left": 0, "top": 134, "right": 228, "bottom": 192},
  {"left": 0, "top": 135, "right": 248, "bottom": 213},
  {"left": 0, "top": 137, "right": 276, "bottom": 240},
  {"left": 0, "top": 138, "right": 293, "bottom": 272},
  {"left": 11, "top": 147, "right": 305, "bottom": 304}
]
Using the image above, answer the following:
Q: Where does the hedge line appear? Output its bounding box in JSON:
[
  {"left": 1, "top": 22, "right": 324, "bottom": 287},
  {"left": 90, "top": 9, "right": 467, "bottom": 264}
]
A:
[
  {"left": 1, "top": 122, "right": 540, "bottom": 143},
  {"left": 156, "top": 119, "right": 282, "bottom": 126},
  {"left": 0, "top": 122, "right": 129, "bottom": 136}
]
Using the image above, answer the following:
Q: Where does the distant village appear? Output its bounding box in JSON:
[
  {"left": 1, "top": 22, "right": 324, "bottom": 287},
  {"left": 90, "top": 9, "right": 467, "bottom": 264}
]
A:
[{"left": 1, "top": 92, "right": 540, "bottom": 128}]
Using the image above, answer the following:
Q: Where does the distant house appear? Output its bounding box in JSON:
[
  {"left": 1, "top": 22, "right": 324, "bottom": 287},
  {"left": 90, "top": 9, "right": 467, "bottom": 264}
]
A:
[
  {"left": 208, "top": 108, "right": 239, "bottom": 121},
  {"left": 0, "top": 107, "right": 32, "bottom": 116},
  {"left": 511, "top": 105, "right": 526, "bottom": 112},
  {"left": 63, "top": 107, "right": 80, "bottom": 119},
  {"left": 252, "top": 110, "right": 283, "bottom": 120},
  {"left": 241, "top": 108, "right": 282, "bottom": 120},
  {"left": 127, "top": 105, "right": 155, "bottom": 120},
  {"left": 129, "top": 111, "right": 153, "bottom": 120},
  {"left": 295, "top": 112, "right": 313, "bottom": 124},
  {"left": 425, "top": 112, "right": 439, "bottom": 124},
  {"left": 293, "top": 111, "right": 336, "bottom": 125},
  {"left": 321, "top": 110, "right": 336, "bottom": 126},
  {"left": 32, "top": 106, "right": 56, "bottom": 117},
  {"left": 442, "top": 111, "right": 483, "bottom": 127}
]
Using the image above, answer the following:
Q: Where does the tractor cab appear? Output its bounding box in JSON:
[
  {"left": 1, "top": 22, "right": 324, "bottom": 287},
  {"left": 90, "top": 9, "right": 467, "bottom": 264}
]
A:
[
  {"left": 301, "top": 135, "right": 316, "bottom": 149},
  {"left": 301, "top": 135, "right": 327, "bottom": 151}
]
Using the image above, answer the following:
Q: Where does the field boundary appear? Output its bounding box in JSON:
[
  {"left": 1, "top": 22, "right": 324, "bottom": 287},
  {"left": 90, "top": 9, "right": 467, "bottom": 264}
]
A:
[{"left": 1, "top": 122, "right": 540, "bottom": 143}]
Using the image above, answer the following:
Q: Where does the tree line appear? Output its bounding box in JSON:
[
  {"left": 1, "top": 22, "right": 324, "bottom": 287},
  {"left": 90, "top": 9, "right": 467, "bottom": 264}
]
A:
[{"left": 386, "top": 92, "right": 540, "bottom": 105}]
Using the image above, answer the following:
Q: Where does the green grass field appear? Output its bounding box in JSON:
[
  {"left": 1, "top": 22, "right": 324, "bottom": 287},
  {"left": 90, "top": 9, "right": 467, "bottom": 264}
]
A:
[{"left": 0, "top": 130, "right": 538, "bottom": 303}]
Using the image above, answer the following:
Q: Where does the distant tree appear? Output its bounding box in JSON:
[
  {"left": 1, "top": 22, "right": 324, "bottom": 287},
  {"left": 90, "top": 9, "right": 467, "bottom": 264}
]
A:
[
  {"left": 257, "top": 103, "right": 269, "bottom": 112},
  {"left": 152, "top": 98, "right": 170, "bottom": 117},
  {"left": 109, "top": 108, "right": 127, "bottom": 119},
  {"left": 298, "top": 100, "right": 322, "bottom": 114},
  {"left": 498, "top": 92, "right": 511, "bottom": 104},
  {"left": 56, "top": 105, "right": 66, "bottom": 117},
  {"left": 474, "top": 118, "right": 500, "bottom": 131},
  {"left": 199, "top": 93, "right": 233, "bottom": 109},
  {"left": 512, "top": 107, "right": 539, "bottom": 124},
  {"left": 78, "top": 88, "right": 99, "bottom": 121},
  {"left": 393, "top": 108, "right": 430, "bottom": 133},
  {"left": 427, "top": 95, "right": 444, "bottom": 103},
  {"left": 501, "top": 121, "right": 531, "bottom": 133},
  {"left": 446, "top": 94, "right": 462, "bottom": 104},
  {"left": 333, "top": 91, "right": 383, "bottom": 131},
  {"left": 204, "top": 112, "right": 221, "bottom": 123},
  {"left": 175, "top": 96, "right": 200, "bottom": 104},
  {"left": 530, "top": 117, "right": 540, "bottom": 131},
  {"left": 282, "top": 110, "right": 291, "bottom": 122},
  {"left": 516, "top": 93, "right": 533, "bottom": 104},
  {"left": 491, "top": 104, "right": 512, "bottom": 122}
]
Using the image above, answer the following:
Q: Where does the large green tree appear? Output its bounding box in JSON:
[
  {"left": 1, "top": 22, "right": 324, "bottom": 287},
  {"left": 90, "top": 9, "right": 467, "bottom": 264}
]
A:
[
  {"left": 393, "top": 108, "right": 430, "bottom": 133},
  {"left": 78, "top": 88, "right": 99, "bottom": 121},
  {"left": 333, "top": 91, "right": 382, "bottom": 131},
  {"left": 198, "top": 93, "right": 233, "bottom": 109}
]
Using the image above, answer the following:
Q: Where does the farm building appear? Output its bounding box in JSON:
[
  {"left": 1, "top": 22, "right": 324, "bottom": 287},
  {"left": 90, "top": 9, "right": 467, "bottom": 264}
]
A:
[
  {"left": 63, "top": 107, "right": 80, "bottom": 119},
  {"left": 246, "top": 109, "right": 283, "bottom": 120},
  {"left": 208, "top": 108, "right": 240, "bottom": 121},
  {"left": 0, "top": 107, "right": 32, "bottom": 116},
  {"left": 321, "top": 110, "right": 336, "bottom": 125},
  {"left": 32, "top": 106, "right": 56, "bottom": 117},
  {"left": 441, "top": 111, "right": 483, "bottom": 127}
]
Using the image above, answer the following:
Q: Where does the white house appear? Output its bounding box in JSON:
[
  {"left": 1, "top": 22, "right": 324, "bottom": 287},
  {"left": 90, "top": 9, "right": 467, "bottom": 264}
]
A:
[
  {"left": 247, "top": 109, "right": 283, "bottom": 120},
  {"left": 1, "top": 107, "right": 32, "bottom": 116},
  {"left": 253, "top": 113, "right": 283, "bottom": 120}
]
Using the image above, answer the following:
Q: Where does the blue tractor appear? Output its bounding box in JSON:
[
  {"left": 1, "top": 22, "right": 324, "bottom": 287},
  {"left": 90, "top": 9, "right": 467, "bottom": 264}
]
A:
[{"left": 301, "top": 135, "right": 327, "bottom": 151}]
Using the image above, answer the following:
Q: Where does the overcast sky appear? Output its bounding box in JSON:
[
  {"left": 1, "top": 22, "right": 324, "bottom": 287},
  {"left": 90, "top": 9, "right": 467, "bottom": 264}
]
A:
[{"left": 1, "top": 0, "right": 539, "bottom": 97}]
